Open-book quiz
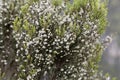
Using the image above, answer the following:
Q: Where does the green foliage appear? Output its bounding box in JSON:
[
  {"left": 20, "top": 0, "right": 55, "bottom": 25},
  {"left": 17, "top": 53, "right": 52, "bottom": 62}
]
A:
[
  {"left": 51, "top": 0, "right": 63, "bottom": 6},
  {"left": 0, "top": 69, "right": 5, "bottom": 80},
  {"left": 21, "top": 4, "right": 29, "bottom": 14},
  {"left": 23, "top": 20, "right": 36, "bottom": 36},
  {"left": 0, "top": 0, "right": 112, "bottom": 80},
  {"left": 67, "top": 0, "right": 88, "bottom": 12},
  {"left": 112, "top": 77, "right": 117, "bottom": 80},
  {"left": 13, "top": 17, "right": 21, "bottom": 31},
  {"left": 90, "top": 0, "right": 108, "bottom": 34}
]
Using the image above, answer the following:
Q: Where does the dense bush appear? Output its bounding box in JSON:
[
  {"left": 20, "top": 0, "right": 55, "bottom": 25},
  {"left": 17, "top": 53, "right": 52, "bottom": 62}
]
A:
[{"left": 0, "top": 0, "right": 113, "bottom": 80}]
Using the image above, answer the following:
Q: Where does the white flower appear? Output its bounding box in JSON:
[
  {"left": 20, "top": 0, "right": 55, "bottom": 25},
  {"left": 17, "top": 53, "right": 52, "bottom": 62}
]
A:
[
  {"left": 42, "top": 46, "right": 46, "bottom": 49},
  {"left": 20, "top": 48, "right": 24, "bottom": 51},
  {"left": 93, "top": 25, "right": 97, "bottom": 29},
  {"left": 35, "top": 49, "right": 39, "bottom": 53},
  {"left": 43, "top": 71, "right": 47, "bottom": 76},
  {"left": 15, "top": 59, "right": 19, "bottom": 62},
  {"left": 0, "top": 40, "right": 3, "bottom": 43},
  {"left": 27, "top": 75, "right": 32, "bottom": 80},
  {"left": 6, "top": 36, "right": 10, "bottom": 38},
  {"left": 104, "top": 36, "right": 112, "bottom": 44},
  {"left": 35, "top": 21, "right": 39, "bottom": 25},
  {"left": 106, "top": 77, "right": 110, "bottom": 80},
  {"left": 0, "top": 46, "right": 4, "bottom": 49},
  {"left": 43, "top": 42, "right": 47, "bottom": 45},
  {"left": 81, "top": 39, "right": 85, "bottom": 42},
  {"left": 49, "top": 50, "right": 52, "bottom": 53},
  {"left": 61, "top": 68, "right": 64, "bottom": 71}
]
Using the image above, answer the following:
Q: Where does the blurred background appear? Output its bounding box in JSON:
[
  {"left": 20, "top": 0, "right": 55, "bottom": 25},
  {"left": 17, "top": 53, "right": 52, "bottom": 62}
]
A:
[{"left": 99, "top": 0, "right": 120, "bottom": 79}]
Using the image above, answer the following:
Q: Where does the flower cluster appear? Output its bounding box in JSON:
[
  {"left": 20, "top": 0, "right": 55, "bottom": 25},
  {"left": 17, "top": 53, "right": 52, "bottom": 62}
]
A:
[{"left": 0, "top": 0, "right": 111, "bottom": 80}]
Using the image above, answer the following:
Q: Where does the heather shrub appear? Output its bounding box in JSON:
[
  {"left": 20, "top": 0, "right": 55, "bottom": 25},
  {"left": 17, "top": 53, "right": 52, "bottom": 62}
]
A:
[{"left": 0, "top": 0, "right": 113, "bottom": 80}]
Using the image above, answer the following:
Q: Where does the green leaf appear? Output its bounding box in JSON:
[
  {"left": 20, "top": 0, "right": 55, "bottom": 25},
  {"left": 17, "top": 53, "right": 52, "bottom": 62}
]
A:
[
  {"left": 21, "top": 4, "right": 29, "bottom": 14},
  {"left": 51, "top": 0, "right": 62, "bottom": 6}
]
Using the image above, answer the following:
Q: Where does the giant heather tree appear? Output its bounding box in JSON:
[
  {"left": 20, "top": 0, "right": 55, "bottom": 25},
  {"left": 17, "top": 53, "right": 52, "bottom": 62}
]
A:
[{"left": 0, "top": 0, "right": 112, "bottom": 80}]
